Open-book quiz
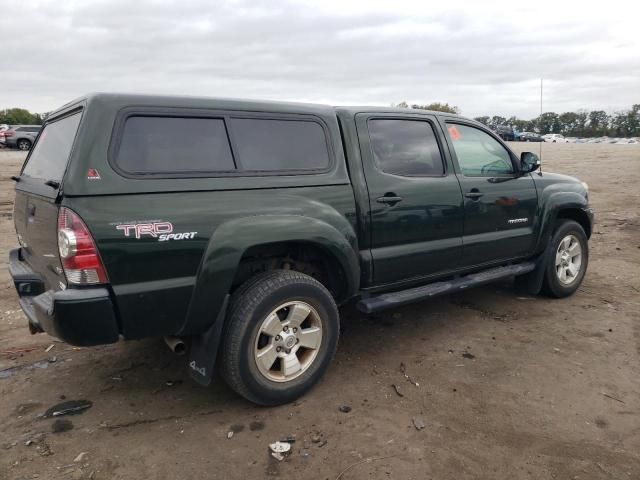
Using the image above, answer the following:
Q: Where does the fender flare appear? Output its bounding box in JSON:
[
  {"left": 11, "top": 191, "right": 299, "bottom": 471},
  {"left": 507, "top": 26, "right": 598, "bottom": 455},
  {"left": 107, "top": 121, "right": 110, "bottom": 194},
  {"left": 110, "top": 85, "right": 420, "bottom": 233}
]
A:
[
  {"left": 535, "top": 191, "right": 589, "bottom": 254},
  {"left": 178, "top": 215, "right": 360, "bottom": 336}
]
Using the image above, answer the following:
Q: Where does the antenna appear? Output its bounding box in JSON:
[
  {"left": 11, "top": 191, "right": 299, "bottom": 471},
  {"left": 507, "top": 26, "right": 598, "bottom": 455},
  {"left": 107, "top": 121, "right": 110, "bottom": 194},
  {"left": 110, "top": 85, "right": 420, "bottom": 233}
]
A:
[{"left": 539, "top": 78, "right": 543, "bottom": 175}]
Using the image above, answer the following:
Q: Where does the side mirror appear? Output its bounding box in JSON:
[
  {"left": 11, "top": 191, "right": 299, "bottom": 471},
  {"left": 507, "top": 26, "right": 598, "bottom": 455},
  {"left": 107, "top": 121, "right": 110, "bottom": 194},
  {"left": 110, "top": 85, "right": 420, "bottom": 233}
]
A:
[{"left": 520, "top": 152, "right": 540, "bottom": 173}]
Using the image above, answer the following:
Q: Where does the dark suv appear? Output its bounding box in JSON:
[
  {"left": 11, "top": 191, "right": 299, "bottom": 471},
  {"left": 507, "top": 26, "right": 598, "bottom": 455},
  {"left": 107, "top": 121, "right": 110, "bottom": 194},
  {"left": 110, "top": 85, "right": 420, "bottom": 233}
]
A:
[{"left": 9, "top": 93, "right": 593, "bottom": 405}]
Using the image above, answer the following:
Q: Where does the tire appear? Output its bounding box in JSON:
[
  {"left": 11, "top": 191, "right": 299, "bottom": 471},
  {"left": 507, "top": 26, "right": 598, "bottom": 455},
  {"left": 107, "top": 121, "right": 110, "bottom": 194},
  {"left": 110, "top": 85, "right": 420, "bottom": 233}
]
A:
[
  {"left": 17, "top": 139, "right": 32, "bottom": 151},
  {"left": 542, "top": 220, "right": 589, "bottom": 298},
  {"left": 220, "top": 270, "right": 339, "bottom": 405}
]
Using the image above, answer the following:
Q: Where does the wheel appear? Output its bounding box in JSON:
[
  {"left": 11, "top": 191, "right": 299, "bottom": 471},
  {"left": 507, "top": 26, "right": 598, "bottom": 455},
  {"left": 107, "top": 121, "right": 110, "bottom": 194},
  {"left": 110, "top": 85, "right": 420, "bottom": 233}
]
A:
[
  {"left": 542, "top": 220, "right": 588, "bottom": 298},
  {"left": 220, "top": 270, "right": 339, "bottom": 405},
  {"left": 17, "top": 139, "right": 31, "bottom": 150}
]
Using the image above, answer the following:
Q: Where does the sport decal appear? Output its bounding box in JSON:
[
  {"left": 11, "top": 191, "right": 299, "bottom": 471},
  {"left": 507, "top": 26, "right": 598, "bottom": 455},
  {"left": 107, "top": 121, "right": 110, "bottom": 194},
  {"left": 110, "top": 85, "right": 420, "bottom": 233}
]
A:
[{"left": 113, "top": 221, "right": 197, "bottom": 242}]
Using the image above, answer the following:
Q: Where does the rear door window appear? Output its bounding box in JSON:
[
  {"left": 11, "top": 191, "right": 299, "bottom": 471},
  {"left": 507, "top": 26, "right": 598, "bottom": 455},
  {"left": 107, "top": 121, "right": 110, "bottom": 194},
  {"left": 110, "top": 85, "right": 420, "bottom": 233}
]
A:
[
  {"left": 116, "top": 116, "right": 235, "bottom": 174},
  {"left": 367, "top": 119, "right": 444, "bottom": 176},
  {"left": 22, "top": 112, "right": 82, "bottom": 181},
  {"left": 229, "top": 118, "right": 330, "bottom": 171}
]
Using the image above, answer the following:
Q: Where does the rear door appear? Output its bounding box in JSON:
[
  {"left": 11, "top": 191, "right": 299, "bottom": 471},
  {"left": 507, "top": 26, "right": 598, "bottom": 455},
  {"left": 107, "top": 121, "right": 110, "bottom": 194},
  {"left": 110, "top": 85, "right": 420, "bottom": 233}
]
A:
[
  {"left": 442, "top": 121, "right": 538, "bottom": 266},
  {"left": 356, "top": 113, "right": 464, "bottom": 286},
  {"left": 14, "top": 110, "right": 83, "bottom": 291}
]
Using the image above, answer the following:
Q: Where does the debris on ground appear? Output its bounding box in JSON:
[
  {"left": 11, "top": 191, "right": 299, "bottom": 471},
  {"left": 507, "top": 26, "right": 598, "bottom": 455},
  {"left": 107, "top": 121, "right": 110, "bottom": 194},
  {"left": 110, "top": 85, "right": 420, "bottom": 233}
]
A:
[
  {"left": 462, "top": 352, "right": 475, "bottom": 359},
  {"left": 226, "top": 431, "right": 234, "bottom": 439},
  {"left": 412, "top": 416, "right": 426, "bottom": 431},
  {"left": 338, "top": 405, "right": 352, "bottom": 413},
  {"left": 603, "top": 392, "right": 625, "bottom": 404},
  {"left": 400, "top": 362, "right": 419, "bottom": 386},
  {"left": 269, "top": 441, "right": 292, "bottom": 460},
  {"left": 45, "top": 344, "right": 55, "bottom": 353},
  {"left": 165, "top": 379, "right": 183, "bottom": 387},
  {"left": 281, "top": 435, "right": 296, "bottom": 443},
  {"left": 391, "top": 384, "right": 404, "bottom": 397},
  {"left": 42, "top": 399, "right": 92, "bottom": 418},
  {"left": 51, "top": 419, "right": 74, "bottom": 434},
  {"left": 311, "top": 433, "right": 323, "bottom": 443},
  {"left": 74, "top": 452, "right": 88, "bottom": 463}
]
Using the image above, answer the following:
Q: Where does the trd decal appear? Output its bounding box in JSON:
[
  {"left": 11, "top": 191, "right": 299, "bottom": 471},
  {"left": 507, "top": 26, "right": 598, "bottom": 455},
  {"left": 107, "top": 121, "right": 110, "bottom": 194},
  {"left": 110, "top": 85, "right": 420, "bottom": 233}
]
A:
[{"left": 114, "top": 221, "right": 197, "bottom": 241}]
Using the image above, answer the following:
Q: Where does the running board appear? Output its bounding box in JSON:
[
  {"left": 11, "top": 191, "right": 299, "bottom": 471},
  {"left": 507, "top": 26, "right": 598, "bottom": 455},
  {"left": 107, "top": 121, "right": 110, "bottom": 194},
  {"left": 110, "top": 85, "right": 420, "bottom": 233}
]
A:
[{"left": 357, "top": 262, "right": 536, "bottom": 314}]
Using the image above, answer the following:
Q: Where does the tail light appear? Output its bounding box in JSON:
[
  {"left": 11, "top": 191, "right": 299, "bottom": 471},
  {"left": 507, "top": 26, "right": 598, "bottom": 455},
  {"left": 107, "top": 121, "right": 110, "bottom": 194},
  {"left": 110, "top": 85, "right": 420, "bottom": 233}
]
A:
[
  {"left": 4, "top": 131, "right": 14, "bottom": 138},
  {"left": 57, "top": 207, "right": 108, "bottom": 285}
]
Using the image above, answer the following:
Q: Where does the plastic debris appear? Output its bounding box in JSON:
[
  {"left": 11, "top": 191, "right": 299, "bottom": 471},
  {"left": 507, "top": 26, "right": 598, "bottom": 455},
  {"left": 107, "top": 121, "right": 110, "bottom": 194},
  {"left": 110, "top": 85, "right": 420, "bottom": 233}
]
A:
[
  {"left": 226, "top": 431, "right": 234, "bottom": 439},
  {"left": 271, "top": 452, "right": 284, "bottom": 462},
  {"left": 45, "top": 344, "right": 55, "bottom": 353},
  {"left": 338, "top": 405, "right": 352, "bottom": 413},
  {"left": 43, "top": 400, "right": 92, "bottom": 418},
  {"left": 269, "top": 441, "right": 291, "bottom": 454}
]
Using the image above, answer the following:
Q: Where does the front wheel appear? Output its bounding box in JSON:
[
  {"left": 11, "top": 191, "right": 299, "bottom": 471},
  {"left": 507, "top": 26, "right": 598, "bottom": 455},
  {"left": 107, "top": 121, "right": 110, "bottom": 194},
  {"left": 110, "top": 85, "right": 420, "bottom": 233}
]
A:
[
  {"left": 542, "top": 220, "right": 589, "bottom": 298},
  {"left": 220, "top": 270, "right": 339, "bottom": 405}
]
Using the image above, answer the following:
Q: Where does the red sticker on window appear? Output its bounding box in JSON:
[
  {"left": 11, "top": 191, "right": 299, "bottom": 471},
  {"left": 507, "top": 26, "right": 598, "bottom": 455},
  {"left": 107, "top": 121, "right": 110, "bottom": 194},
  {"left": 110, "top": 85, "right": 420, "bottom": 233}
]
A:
[{"left": 448, "top": 125, "right": 461, "bottom": 141}]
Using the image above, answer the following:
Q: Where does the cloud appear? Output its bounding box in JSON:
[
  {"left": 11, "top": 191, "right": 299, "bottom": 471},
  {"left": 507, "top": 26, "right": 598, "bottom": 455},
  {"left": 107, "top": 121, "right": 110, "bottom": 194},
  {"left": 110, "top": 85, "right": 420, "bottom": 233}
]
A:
[{"left": 1, "top": 0, "right": 638, "bottom": 118}]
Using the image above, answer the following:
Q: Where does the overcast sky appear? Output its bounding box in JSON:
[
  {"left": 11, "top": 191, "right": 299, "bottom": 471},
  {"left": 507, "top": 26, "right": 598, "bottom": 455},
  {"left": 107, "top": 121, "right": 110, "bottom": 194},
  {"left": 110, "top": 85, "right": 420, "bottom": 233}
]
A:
[{"left": 1, "top": 0, "right": 638, "bottom": 118}]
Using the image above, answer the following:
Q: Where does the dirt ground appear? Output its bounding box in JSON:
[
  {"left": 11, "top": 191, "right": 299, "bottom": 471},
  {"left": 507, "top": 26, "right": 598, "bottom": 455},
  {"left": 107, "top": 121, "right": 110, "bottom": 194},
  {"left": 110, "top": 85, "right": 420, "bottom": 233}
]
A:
[{"left": 1, "top": 143, "right": 639, "bottom": 480}]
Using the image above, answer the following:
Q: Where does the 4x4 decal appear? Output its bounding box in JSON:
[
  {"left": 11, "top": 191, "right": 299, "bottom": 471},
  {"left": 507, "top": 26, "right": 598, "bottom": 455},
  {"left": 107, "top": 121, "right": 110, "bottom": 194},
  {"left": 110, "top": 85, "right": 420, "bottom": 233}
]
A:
[{"left": 114, "top": 221, "right": 197, "bottom": 241}]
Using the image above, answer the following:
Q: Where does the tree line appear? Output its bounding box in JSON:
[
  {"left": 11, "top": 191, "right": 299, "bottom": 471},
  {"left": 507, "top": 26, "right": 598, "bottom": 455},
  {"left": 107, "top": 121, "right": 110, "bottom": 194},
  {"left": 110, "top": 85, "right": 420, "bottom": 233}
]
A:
[
  {"left": 396, "top": 102, "right": 640, "bottom": 138},
  {"left": 4, "top": 102, "right": 640, "bottom": 137},
  {"left": 0, "top": 108, "right": 46, "bottom": 125}
]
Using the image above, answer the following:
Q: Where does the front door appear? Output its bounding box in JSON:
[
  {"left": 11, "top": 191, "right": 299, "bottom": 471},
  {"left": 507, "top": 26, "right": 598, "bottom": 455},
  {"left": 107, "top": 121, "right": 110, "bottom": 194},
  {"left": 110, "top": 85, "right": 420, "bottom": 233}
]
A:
[
  {"left": 442, "top": 121, "right": 539, "bottom": 267},
  {"left": 356, "top": 113, "right": 465, "bottom": 286}
]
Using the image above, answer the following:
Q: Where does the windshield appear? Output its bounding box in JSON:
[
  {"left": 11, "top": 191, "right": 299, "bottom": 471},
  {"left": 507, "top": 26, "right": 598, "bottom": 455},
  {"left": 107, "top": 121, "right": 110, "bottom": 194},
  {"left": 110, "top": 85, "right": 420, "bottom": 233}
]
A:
[{"left": 22, "top": 111, "right": 82, "bottom": 181}]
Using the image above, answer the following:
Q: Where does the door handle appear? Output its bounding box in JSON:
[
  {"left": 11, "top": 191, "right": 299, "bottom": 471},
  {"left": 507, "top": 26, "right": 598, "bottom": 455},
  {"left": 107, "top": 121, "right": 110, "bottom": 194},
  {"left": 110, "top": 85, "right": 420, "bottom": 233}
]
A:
[
  {"left": 27, "top": 204, "right": 36, "bottom": 216},
  {"left": 464, "top": 190, "right": 484, "bottom": 200},
  {"left": 376, "top": 194, "right": 403, "bottom": 206}
]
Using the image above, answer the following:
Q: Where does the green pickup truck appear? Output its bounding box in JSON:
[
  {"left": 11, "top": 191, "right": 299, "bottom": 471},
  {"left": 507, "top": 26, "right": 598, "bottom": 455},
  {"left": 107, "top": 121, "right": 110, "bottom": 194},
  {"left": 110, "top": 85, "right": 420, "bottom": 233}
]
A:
[{"left": 9, "top": 93, "right": 593, "bottom": 405}]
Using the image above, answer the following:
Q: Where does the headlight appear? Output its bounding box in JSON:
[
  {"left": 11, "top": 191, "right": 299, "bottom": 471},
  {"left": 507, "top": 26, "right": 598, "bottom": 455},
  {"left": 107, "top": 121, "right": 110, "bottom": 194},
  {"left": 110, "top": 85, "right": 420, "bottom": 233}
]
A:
[{"left": 581, "top": 181, "right": 589, "bottom": 192}]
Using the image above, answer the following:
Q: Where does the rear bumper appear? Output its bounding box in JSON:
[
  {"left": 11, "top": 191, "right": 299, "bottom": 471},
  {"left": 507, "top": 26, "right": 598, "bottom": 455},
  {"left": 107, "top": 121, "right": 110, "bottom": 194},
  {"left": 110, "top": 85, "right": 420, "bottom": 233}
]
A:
[{"left": 9, "top": 248, "right": 120, "bottom": 346}]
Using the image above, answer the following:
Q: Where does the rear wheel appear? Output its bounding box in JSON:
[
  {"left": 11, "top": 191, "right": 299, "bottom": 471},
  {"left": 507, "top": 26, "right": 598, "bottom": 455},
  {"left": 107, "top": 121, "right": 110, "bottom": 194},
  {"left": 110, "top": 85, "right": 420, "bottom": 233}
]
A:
[
  {"left": 542, "top": 220, "right": 588, "bottom": 298},
  {"left": 220, "top": 270, "right": 339, "bottom": 405},
  {"left": 17, "top": 139, "right": 31, "bottom": 150}
]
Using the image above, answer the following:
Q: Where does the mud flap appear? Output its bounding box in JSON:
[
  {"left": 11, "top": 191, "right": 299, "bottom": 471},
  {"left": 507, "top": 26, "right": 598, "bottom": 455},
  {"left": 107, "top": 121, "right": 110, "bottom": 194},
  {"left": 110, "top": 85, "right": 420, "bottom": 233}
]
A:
[
  {"left": 514, "top": 245, "right": 552, "bottom": 295},
  {"left": 188, "top": 294, "right": 229, "bottom": 386}
]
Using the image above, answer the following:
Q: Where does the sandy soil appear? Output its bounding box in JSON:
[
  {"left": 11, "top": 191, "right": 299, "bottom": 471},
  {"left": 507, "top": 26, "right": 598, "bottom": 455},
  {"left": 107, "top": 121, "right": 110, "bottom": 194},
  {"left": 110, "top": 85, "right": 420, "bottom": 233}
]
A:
[{"left": 1, "top": 143, "right": 639, "bottom": 480}]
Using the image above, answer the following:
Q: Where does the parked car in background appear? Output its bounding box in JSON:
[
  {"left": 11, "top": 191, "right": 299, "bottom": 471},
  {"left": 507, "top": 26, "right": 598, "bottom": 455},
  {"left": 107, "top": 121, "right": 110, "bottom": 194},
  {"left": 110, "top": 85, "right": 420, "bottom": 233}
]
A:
[
  {"left": 4, "top": 125, "right": 41, "bottom": 150},
  {"left": 0, "top": 124, "right": 10, "bottom": 147},
  {"left": 543, "top": 134, "right": 569, "bottom": 143},
  {"left": 494, "top": 125, "right": 515, "bottom": 141},
  {"left": 518, "top": 132, "right": 544, "bottom": 142}
]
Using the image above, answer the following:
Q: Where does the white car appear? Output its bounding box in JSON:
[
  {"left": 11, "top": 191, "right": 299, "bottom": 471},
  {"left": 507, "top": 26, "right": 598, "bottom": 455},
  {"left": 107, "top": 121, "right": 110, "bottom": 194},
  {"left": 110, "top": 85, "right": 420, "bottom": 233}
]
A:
[{"left": 543, "top": 134, "right": 569, "bottom": 143}]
